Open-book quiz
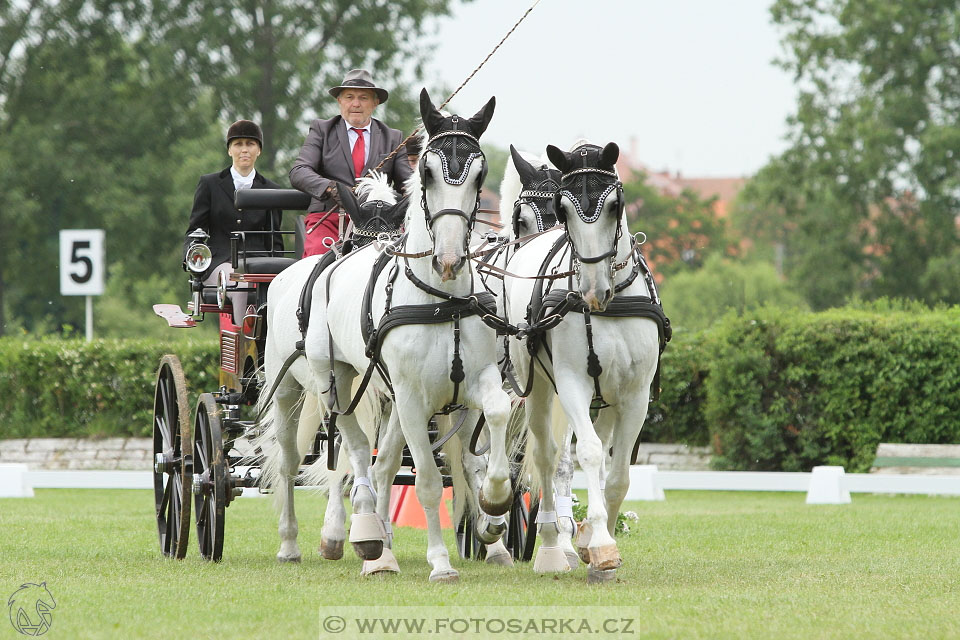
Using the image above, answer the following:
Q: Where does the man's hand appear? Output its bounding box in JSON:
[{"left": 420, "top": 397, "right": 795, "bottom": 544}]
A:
[{"left": 326, "top": 184, "right": 343, "bottom": 206}]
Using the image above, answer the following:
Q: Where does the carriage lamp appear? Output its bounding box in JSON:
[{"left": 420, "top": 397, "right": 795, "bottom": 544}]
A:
[{"left": 186, "top": 242, "right": 212, "bottom": 274}]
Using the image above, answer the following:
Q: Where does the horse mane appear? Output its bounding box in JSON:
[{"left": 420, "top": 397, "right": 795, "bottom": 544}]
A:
[{"left": 356, "top": 171, "right": 397, "bottom": 205}]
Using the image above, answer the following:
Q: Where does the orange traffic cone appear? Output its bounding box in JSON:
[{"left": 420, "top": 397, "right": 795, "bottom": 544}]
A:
[{"left": 390, "top": 485, "right": 454, "bottom": 529}]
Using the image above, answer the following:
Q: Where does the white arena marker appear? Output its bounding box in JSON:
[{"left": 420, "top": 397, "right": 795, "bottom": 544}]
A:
[
  {"left": 805, "top": 466, "right": 851, "bottom": 504},
  {"left": 0, "top": 464, "right": 34, "bottom": 498},
  {"left": 626, "top": 465, "right": 665, "bottom": 501}
]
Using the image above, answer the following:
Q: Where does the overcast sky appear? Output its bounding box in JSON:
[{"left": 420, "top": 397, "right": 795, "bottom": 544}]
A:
[{"left": 426, "top": 0, "right": 797, "bottom": 178}]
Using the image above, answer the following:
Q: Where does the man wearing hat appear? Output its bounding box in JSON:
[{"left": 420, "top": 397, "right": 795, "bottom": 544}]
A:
[
  {"left": 183, "top": 119, "right": 284, "bottom": 323},
  {"left": 290, "top": 69, "right": 413, "bottom": 256}
]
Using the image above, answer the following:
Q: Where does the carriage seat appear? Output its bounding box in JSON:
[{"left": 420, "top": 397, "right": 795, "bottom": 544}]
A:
[{"left": 235, "top": 256, "right": 297, "bottom": 275}]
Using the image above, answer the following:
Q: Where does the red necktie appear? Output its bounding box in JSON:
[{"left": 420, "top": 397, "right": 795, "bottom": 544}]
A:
[{"left": 351, "top": 127, "right": 365, "bottom": 178}]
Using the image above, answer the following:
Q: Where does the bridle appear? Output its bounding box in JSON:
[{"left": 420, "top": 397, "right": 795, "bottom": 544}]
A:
[
  {"left": 418, "top": 122, "right": 488, "bottom": 248},
  {"left": 554, "top": 148, "right": 626, "bottom": 278},
  {"left": 512, "top": 170, "right": 560, "bottom": 237}
]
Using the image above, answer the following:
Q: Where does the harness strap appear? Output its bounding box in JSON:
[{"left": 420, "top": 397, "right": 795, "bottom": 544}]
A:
[
  {"left": 583, "top": 311, "right": 609, "bottom": 411},
  {"left": 297, "top": 252, "right": 337, "bottom": 337}
]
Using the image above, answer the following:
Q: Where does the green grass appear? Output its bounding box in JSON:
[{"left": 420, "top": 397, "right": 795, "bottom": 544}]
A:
[{"left": 1, "top": 490, "right": 959, "bottom": 639}]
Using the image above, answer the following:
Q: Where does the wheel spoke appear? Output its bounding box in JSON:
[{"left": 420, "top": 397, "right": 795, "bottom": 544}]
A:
[
  {"left": 159, "top": 377, "right": 174, "bottom": 448},
  {"left": 164, "top": 501, "right": 174, "bottom": 552},
  {"left": 158, "top": 474, "right": 172, "bottom": 519}
]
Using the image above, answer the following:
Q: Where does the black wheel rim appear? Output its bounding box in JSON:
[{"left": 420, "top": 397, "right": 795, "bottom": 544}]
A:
[
  {"left": 152, "top": 355, "right": 191, "bottom": 559},
  {"left": 503, "top": 491, "right": 538, "bottom": 562},
  {"left": 193, "top": 394, "right": 226, "bottom": 562}
]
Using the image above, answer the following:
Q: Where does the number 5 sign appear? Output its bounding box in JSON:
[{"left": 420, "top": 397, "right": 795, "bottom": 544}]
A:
[{"left": 60, "top": 230, "right": 105, "bottom": 296}]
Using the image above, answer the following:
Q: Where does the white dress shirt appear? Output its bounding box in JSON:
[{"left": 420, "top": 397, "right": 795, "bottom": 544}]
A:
[{"left": 345, "top": 120, "right": 371, "bottom": 165}]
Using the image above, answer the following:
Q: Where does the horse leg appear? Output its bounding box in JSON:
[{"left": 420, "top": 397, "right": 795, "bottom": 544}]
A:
[
  {"left": 319, "top": 472, "right": 347, "bottom": 560},
  {"left": 323, "top": 367, "right": 385, "bottom": 562},
  {"left": 395, "top": 394, "right": 456, "bottom": 583},
  {"left": 362, "top": 402, "right": 403, "bottom": 575},
  {"left": 554, "top": 372, "right": 621, "bottom": 574},
  {"left": 604, "top": 396, "right": 648, "bottom": 538},
  {"left": 455, "top": 411, "right": 512, "bottom": 566},
  {"left": 476, "top": 365, "right": 513, "bottom": 517},
  {"left": 526, "top": 383, "right": 569, "bottom": 573},
  {"left": 274, "top": 381, "right": 305, "bottom": 563},
  {"left": 553, "top": 421, "right": 579, "bottom": 569}
]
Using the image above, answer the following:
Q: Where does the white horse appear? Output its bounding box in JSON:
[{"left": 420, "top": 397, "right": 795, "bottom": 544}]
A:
[
  {"left": 487, "top": 146, "right": 578, "bottom": 569},
  {"left": 259, "top": 89, "right": 514, "bottom": 583},
  {"left": 503, "top": 141, "right": 664, "bottom": 580}
]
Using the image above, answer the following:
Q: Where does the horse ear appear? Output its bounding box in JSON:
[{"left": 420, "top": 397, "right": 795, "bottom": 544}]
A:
[
  {"left": 467, "top": 96, "right": 496, "bottom": 138},
  {"left": 600, "top": 142, "right": 620, "bottom": 169},
  {"left": 545, "top": 145, "right": 568, "bottom": 172},
  {"left": 419, "top": 88, "right": 445, "bottom": 136},
  {"left": 336, "top": 183, "right": 360, "bottom": 219},
  {"left": 509, "top": 145, "right": 537, "bottom": 184},
  {"left": 391, "top": 194, "right": 411, "bottom": 222}
]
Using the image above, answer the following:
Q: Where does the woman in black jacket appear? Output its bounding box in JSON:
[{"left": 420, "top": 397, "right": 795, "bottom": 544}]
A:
[{"left": 183, "top": 120, "right": 283, "bottom": 324}]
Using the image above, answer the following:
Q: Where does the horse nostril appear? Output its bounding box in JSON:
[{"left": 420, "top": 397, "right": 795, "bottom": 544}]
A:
[
  {"left": 454, "top": 256, "right": 467, "bottom": 272},
  {"left": 432, "top": 256, "right": 443, "bottom": 276}
]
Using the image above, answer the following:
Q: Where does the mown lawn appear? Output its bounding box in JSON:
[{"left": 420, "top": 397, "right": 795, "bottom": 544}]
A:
[{"left": 1, "top": 489, "right": 958, "bottom": 639}]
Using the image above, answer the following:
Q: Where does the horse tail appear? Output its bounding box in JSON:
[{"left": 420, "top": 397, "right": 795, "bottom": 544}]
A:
[
  {"left": 518, "top": 395, "right": 568, "bottom": 498},
  {"left": 441, "top": 413, "right": 469, "bottom": 525},
  {"left": 248, "top": 379, "right": 306, "bottom": 511}
]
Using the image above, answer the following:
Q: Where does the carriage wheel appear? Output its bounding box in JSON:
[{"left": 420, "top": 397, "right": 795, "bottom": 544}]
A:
[
  {"left": 506, "top": 491, "right": 538, "bottom": 562},
  {"left": 152, "top": 355, "right": 192, "bottom": 559},
  {"left": 193, "top": 393, "right": 226, "bottom": 562}
]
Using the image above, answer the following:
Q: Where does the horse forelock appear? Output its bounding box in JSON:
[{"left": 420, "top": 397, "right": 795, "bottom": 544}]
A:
[{"left": 356, "top": 171, "right": 397, "bottom": 205}]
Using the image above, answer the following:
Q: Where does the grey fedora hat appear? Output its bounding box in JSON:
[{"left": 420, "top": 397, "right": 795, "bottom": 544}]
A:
[{"left": 328, "top": 69, "right": 389, "bottom": 103}]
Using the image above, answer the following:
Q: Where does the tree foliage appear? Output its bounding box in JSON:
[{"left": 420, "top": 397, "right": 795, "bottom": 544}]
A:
[
  {"left": 623, "top": 173, "right": 732, "bottom": 278},
  {"left": 736, "top": 0, "right": 960, "bottom": 308}
]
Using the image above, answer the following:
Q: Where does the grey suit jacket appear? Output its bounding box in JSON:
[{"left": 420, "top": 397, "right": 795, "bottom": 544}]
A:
[{"left": 289, "top": 115, "right": 412, "bottom": 213}]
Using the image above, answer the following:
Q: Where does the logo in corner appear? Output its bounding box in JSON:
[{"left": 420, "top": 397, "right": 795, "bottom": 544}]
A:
[{"left": 8, "top": 583, "right": 56, "bottom": 636}]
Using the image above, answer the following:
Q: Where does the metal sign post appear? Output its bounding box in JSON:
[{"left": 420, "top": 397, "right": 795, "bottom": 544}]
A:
[{"left": 60, "top": 230, "right": 105, "bottom": 341}]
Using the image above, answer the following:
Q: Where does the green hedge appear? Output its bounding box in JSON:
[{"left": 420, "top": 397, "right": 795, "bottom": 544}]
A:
[
  {"left": 5, "top": 307, "right": 960, "bottom": 472},
  {"left": 0, "top": 338, "right": 218, "bottom": 438},
  {"left": 701, "top": 307, "right": 960, "bottom": 472}
]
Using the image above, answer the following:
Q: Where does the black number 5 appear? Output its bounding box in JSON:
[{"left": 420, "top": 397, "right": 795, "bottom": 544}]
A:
[{"left": 70, "top": 241, "right": 93, "bottom": 283}]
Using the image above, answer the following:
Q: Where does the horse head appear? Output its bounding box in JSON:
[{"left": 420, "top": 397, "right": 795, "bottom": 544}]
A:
[
  {"left": 336, "top": 174, "right": 409, "bottom": 250},
  {"left": 508, "top": 144, "right": 561, "bottom": 239},
  {"left": 418, "top": 88, "right": 495, "bottom": 281},
  {"left": 546, "top": 141, "right": 623, "bottom": 312}
]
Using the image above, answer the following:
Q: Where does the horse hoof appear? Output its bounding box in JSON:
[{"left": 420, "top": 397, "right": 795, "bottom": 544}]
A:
[
  {"left": 565, "top": 550, "right": 581, "bottom": 570},
  {"left": 351, "top": 540, "right": 384, "bottom": 561},
  {"left": 576, "top": 522, "right": 592, "bottom": 564},
  {"left": 533, "top": 546, "right": 572, "bottom": 574},
  {"left": 478, "top": 488, "right": 511, "bottom": 517},
  {"left": 429, "top": 568, "right": 459, "bottom": 584},
  {"left": 361, "top": 547, "right": 400, "bottom": 576},
  {"left": 586, "top": 566, "right": 617, "bottom": 584},
  {"left": 319, "top": 538, "right": 344, "bottom": 560},
  {"left": 276, "top": 553, "right": 302, "bottom": 564},
  {"left": 485, "top": 550, "right": 514, "bottom": 567},
  {"left": 588, "top": 544, "right": 622, "bottom": 571}
]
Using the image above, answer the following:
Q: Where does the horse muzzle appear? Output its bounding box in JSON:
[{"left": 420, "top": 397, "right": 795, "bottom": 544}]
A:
[
  {"left": 581, "top": 286, "right": 612, "bottom": 313},
  {"left": 433, "top": 253, "right": 466, "bottom": 281}
]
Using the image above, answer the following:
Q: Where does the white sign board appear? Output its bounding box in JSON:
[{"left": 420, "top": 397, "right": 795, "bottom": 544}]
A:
[{"left": 60, "top": 229, "right": 105, "bottom": 296}]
